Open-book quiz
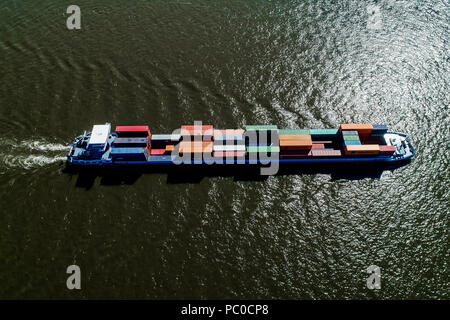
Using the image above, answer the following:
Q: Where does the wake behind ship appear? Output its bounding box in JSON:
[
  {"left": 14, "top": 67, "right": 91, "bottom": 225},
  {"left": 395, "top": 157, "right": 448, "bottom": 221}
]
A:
[{"left": 66, "top": 123, "right": 415, "bottom": 173}]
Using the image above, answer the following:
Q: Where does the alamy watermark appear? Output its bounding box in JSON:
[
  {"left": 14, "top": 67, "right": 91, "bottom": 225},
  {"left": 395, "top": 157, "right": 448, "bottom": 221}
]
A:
[
  {"left": 367, "top": 5, "right": 382, "bottom": 30},
  {"left": 66, "top": 5, "right": 81, "bottom": 30},
  {"left": 66, "top": 265, "right": 81, "bottom": 290},
  {"left": 170, "top": 121, "right": 280, "bottom": 176},
  {"left": 366, "top": 265, "right": 381, "bottom": 290}
]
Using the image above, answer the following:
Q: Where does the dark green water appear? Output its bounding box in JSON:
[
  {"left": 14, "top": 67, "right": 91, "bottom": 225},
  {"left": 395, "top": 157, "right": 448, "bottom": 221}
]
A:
[{"left": 0, "top": 0, "right": 448, "bottom": 299}]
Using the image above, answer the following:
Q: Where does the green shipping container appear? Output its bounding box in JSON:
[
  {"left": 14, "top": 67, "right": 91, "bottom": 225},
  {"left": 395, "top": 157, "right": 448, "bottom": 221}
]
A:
[
  {"left": 309, "top": 129, "right": 339, "bottom": 135},
  {"left": 278, "top": 129, "right": 310, "bottom": 135},
  {"left": 247, "top": 146, "right": 280, "bottom": 153},
  {"left": 245, "top": 125, "right": 278, "bottom": 131},
  {"left": 343, "top": 135, "right": 360, "bottom": 141}
]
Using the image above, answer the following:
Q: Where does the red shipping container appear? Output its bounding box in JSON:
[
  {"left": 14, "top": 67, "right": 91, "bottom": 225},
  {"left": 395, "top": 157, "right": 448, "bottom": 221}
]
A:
[
  {"left": 150, "top": 149, "right": 166, "bottom": 156},
  {"left": 115, "top": 125, "right": 151, "bottom": 138},
  {"left": 379, "top": 145, "right": 395, "bottom": 155}
]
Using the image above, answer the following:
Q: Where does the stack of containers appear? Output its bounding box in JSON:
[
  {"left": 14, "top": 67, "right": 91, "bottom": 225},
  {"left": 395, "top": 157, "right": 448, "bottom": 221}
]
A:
[
  {"left": 213, "top": 129, "right": 246, "bottom": 159},
  {"left": 278, "top": 131, "right": 312, "bottom": 158},
  {"left": 178, "top": 124, "right": 214, "bottom": 158},
  {"left": 111, "top": 126, "right": 151, "bottom": 160},
  {"left": 341, "top": 130, "right": 361, "bottom": 149},
  {"left": 245, "top": 125, "right": 278, "bottom": 145},
  {"left": 339, "top": 124, "right": 373, "bottom": 141},
  {"left": 150, "top": 134, "right": 181, "bottom": 156},
  {"left": 245, "top": 125, "right": 279, "bottom": 159},
  {"left": 339, "top": 124, "right": 382, "bottom": 156}
]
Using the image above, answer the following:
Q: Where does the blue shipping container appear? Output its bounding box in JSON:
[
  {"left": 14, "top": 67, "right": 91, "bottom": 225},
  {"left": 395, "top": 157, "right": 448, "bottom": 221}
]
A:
[
  {"left": 113, "top": 138, "right": 148, "bottom": 148},
  {"left": 371, "top": 124, "right": 388, "bottom": 134},
  {"left": 110, "top": 147, "right": 148, "bottom": 161},
  {"left": 343, "top": 140, "right": 361, "bottom": 146},
  {"left": 341, "top": 130, "right": 358, "bottom": 136}
]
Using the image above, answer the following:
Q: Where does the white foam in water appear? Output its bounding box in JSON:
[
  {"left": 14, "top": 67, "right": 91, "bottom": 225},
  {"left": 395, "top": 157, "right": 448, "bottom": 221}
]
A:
[
  {"left": 0, "top": 138, "right": 70, "bottom": 152},
  {"left": 0, "top": 138, "right": 69, "bottom": 170},
  {"left": 21, "top": 155, "right": 66, "bottom": 169},
  {"left": 26, "top": 140, "right": 69, "bottom": 152},
  {"left": 1, "top": 154, "right": 66, "bottom": 170}
]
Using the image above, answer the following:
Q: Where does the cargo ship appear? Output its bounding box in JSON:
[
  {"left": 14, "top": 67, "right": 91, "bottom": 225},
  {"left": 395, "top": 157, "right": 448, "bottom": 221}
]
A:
[{"left": 66, "top": 123, "right": 415, "bottom": 170}]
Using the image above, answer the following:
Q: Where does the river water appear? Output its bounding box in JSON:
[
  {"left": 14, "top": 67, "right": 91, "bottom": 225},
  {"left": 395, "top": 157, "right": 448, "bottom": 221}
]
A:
[{"left": 0, "top": 0, "right": 448, "bottom": 299}]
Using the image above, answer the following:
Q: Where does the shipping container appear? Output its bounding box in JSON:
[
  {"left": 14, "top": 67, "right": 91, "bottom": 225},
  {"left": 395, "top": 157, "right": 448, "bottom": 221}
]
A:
[
  {"left": 339, "top": 124, "right": 373, "bottom": 134},
  {"left": 372, "top": 124, "right": 388, "bottom": 132},
  {"left": 178, "top": 141, "right": 213, "bottom": 153},
  {"left": 181, "top": 125, "right": 213, "bottom": 137},
  {"left": 150, "top": 149, "right": 166, "bottom": 156},
  {"left": 147, "top": 155, "right": 173, "bottom": 162},
  {"left": 213, "top": 151, "right": 246, "bottom": 158},
  {"left": 343, "top": 140, "right": 361, "bottom": 146},
  {"left": 112, "top": 137, "right": 148, "bottom": 148},
  {"left": 341, "top": 130, "right": 358, "bottom": 136},
  {"left": 311, "top": 149, "right": 342, "bottom": 157},
  {"left": 343, "top": 135, "right": 360, "bottom": 141},
  {"left": 279, "top": 134, "right": 312, "bottom": 140},
  {"left": 311, "top": 143, "right": 325, "bottom": 149},
  {"left": 379, "top": 145, "right": 395, "bottom": 155},
  {"left": 150, "top": 134, "right": 180, "bottom": 148},
  {"left": 213, "top": 135, "right": 245, "bottom": 144},
  {"left": 165, "top": 145, "right": 174, "bottom": 152},
  {"left": 213, "top": 144, "right": 246, "bottom": 152},
  {"left": 344, "top": 144, "right": 380, "bottom": 155},
  {"left": 371, "top": 124, "right": 388, "bottom": 136},
  {"left": 245, "top": 125, "right": 278, "bottom": 131},
  {"left": 115, "top": 126, "right": 151, "bottom": 138},
  {"left": 110, "top": 147, "right": 149, "bottom": 161},
  {"left": 246, "top": 146, "right": 280, "bottom": 153},
  {"left": 309, "top": 129, "right": 339, "bottom": 136},
  {"left": 279, "top": 135, "right": 312, "bottom": 150},
  {"left": 151, "top": 134, "right": 181, "bottom": 142},
  {"left": 213, "top": 129, "right": 245, "bottom": 137},
  {"left": 278, "top": 129, "right": 309, "bottom": 135}
]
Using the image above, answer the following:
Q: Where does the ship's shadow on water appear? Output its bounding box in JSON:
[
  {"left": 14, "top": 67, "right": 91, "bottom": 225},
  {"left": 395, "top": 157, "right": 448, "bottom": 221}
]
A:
[{"left": 63, "top": 161, "right": 410, "bottom": 189}]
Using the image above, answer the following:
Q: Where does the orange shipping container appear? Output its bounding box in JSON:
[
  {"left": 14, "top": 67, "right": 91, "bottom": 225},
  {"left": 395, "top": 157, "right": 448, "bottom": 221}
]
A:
[
  {"left": 344, "top": 144, "right": 380, "bottom": 155},
  {"left": 279, "top": 134, "right": 312, "bottom": 141},
  {"left": 178, "top": 141, "right": 213, "bottom": 153},
  {"left": 181, "top": 125, "right": 213, "bottom": 136},
  {"left": 339, "top": 124, "right": 373, "bottom": 134},
  {"left": 311, "top": 143, "right": 325, "bottom": 149}
]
